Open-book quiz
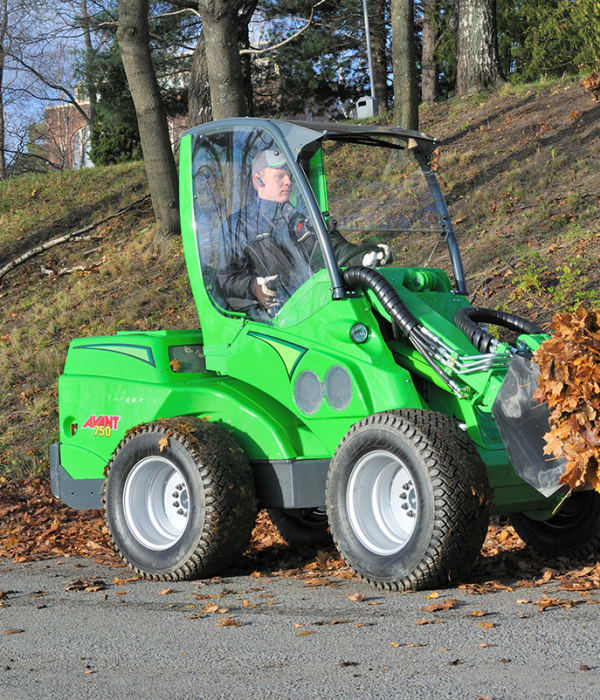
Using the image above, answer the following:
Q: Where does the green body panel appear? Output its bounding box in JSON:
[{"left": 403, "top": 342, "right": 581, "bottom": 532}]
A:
[{"left": 56, "top": 127, "right": 559, "bottom": 517}]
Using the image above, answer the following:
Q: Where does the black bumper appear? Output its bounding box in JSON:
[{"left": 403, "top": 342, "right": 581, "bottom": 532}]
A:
[{"left": 49, "top": 443, "right": 103, "bottom": 510}]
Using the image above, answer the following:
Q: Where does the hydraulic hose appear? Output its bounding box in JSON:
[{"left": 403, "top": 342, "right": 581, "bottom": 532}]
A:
[
  {"left": 342, "top": 266, "right": 463, "bottom": 396},
  {"left": 454, "top": 306, "right": 543, "bottom": 354},
  {"left": 342, "top": 266, "right": 419, "bottom": 337}
]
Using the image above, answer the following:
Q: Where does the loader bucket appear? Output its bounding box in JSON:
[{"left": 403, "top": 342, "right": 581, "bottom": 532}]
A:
[{"left": 492, "top": 354, "right": 566, "bottom": 497}]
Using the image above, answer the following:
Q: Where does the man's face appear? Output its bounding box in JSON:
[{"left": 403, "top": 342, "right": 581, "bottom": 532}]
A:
[{"left": 254, "top": 166, "right": 292, "bottom": 203}]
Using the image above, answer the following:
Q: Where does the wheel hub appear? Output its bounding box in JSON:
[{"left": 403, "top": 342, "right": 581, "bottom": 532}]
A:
[
  {"left": 346, "top": 450, "right": 419, "bottom": 555},
  {"left": 123, "top": 456, "right": 190, "bottom": 551}
]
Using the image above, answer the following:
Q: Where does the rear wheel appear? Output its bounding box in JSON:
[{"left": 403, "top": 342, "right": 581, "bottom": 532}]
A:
[
  {"left": 267, "top": 507, "right": 331, "bottom": 545},
  {"left": 509, "top": 491, "right": 600, "bottom": 557},
  {"left": 103, "top": 418, "right": 257, "bottom": 580},
  {"left": 326, "top": 410, "right": 491, "bottom": 591}
]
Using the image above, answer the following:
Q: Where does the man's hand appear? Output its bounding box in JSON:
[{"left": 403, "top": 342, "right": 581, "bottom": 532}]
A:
[
  {"left": 361, "top": 244, "right": 391, "bottom": 267},
  {"left": 252, "top": 275, "right": 278, "bottom": 308}
]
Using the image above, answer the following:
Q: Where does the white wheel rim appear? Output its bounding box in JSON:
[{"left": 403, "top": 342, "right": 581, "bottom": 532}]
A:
[
  {"left": 346, "top": 450, "right": 418, "bottom": 555},
  {"left": 123, "top": 456, "right": 190, "bottom": 551}
]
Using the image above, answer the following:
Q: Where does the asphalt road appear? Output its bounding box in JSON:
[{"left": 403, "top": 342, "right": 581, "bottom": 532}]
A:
[{"left": 1, "top": 556, "right": 599, "bottom": 700}]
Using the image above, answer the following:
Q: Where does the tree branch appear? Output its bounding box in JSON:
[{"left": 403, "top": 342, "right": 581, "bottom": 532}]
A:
[
  {"left": 0, "top": 194, "right": 150, "bottom": 282},
  {"left": 239, "top": 1, "right": 327, "bottom": 56}
]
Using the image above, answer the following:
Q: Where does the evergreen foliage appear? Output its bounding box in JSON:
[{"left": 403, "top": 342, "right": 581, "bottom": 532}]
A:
[
  {"left": 257, "top": 0, "right": 374, "bottom": 117},
  {"left": 75, "top": 1, "right": 194, "bottom": 165}
]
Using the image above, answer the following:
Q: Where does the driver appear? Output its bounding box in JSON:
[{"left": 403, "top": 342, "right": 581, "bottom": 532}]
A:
[{"left": 219, "top": 148, "right": 390, "bottom": 317}]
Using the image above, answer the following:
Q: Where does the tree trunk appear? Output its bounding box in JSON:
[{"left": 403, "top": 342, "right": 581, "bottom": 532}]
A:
[
  {"left": 0, "top": 0, "right": 7, "bottom": 179},
  {"left": 237, "top": 11, "right": 254, "bottom": 117},
  {"left": 391, "top": 0, "right": 418, "bottom": 129},
  {"left": 187, "top": 32, "right": 212, "bottom": 127},
  {"left": 456, "top": 0, "right": 504, "bottom": 97},
  {"left": 369, "top": 0, "right": 389, "bottom": 110},
  {"left": 421, "top": 0, "right": 438, "bottom": 103},
  {"left": 117, "top": 0, "right": 179, "bottom": 236},
  {"left": 197, "top": 0, "right": 247, "bottom": 119},
  {"left": 80, "top": 0, "right": 97, "bottom": 127}
]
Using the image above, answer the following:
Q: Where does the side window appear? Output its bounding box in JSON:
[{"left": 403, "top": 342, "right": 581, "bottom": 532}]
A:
[{"left": 191, "top": 127, "right": 326, "bottom": 325}]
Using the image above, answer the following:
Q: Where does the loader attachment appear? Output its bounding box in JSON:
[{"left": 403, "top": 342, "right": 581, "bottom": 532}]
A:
[{"left": 492, "top": 354, "right": 566, "bottom": 497}]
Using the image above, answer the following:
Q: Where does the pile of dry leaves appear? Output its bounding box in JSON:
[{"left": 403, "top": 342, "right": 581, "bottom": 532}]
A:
[
  {"left": 534, "top": 307, "right": 600, "bottom": 491},
  {"left": 1, "top": 475, "right": 599, "bottom": 591}
]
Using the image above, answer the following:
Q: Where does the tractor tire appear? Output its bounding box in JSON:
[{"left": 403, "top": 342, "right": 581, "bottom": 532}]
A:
[
  {"left": 509, "top": 491, "right": 600, "bottom": 558},
  {"left": 326, "top": 410, "right": 491, "bottom": 591},
  {"left": 103, "top": 418, "right": 257, "bottom": 581},
  {"left": 267, "top": 507, "right": 332, "bottom": 546}
]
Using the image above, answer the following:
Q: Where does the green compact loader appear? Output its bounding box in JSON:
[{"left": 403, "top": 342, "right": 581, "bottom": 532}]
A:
[{"left": 50, "top": 119, "right": 600, "bottom": 590}]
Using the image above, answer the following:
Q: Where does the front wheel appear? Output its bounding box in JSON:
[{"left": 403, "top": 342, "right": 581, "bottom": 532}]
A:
[
  {"left": 103, "top": 418, "right": 257, "bottom": 581},
  {"left": 509, "top": 491, "right": 600, "bottom": 557},
  {"left": 326, "top": 410, "right": 491, "bottom": 591}
]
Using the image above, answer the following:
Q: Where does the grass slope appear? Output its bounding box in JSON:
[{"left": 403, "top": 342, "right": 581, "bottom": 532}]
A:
[{"left": 0, "top": 76, "right": 599, "bottom": 478}]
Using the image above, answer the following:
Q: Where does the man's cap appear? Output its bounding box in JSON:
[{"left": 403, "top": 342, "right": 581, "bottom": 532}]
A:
[{"left": 252, "top": 149, "right": 289, "bottom": 175}]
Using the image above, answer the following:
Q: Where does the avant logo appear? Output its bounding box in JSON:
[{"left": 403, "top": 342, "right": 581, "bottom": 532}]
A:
[{"left": 82, "top": 415, "right": 121, "bottom": 430}]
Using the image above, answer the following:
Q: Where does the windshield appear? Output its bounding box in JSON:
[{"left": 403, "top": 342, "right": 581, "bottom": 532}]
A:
[{"left": 320, "top": 140, "right": 448, "bottom": 271}]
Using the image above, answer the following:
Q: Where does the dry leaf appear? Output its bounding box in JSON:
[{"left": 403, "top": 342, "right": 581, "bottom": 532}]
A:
[
  {"left": 296, "top": 630, "right": 313, "bottom": 637},
  {"left": 478, "top": 621, "right": 494, "bottom": 629},
  {"left": 158, "top": 437, "right": 169, "bottom": 452},
  {"left": 470, "top": 609, "right": 486, "bottom": 617},
  {"left": 414, "top": 617, "right": 442, "bottom": 625},
  {"left": 4, "top": 629, "right": 24, "bottom": 635},
  {"left": 422, "top": 598, "right": 462, "bottom": 612},
  {"left": 159, "top": 588, "right": 173, "bottom": 596},
  {"left": 425, "top": 591, "right": 439, "bottom": 599},
  {"left": 216, "top": 616, "right": 242, "bottom": 627},
  {"left": 347, "top": 593, "right": 366, "bottom": 603},
  {"left": 390, "top": 642, "right": 401, "bottom": 648}
]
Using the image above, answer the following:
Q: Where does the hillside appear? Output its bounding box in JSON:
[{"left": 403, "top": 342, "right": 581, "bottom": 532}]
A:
[{"left": 0, "top": 75, "right": 599, "bottom": 479}]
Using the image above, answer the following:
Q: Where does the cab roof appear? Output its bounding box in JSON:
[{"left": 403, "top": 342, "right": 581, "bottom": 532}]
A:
[{"left": 183, "top": 117, "right": 439, "bottom": 160}]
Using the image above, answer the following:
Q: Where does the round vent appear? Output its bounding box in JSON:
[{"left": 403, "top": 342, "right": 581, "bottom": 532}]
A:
[
  {"left": 324, "top": 366, "right": 352, "bottom": 411},
  {"left": 293, "top": 371, "right": 323, "bottom": 415}
]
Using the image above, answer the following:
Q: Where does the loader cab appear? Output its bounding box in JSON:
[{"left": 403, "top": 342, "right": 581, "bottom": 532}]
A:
[
  {"left": 178, "top": 118, "right": 467, "bottom": 365},
  {"left": 181, "top": 120, "right": 337, "bottom": 342}
]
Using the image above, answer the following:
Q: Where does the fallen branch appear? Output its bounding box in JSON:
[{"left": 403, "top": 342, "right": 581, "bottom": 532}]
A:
[
  {"left": 41, "top": 261, "right": 102, "bottom": 277},
  {"left": 0, "top": 193, "right": 150, "bottom": 282}
]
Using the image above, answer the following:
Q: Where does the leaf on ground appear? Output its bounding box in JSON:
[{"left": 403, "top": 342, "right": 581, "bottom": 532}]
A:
[
  {"left": 112, "top": 576, "right": 140, "bottom": 585},
  {"left": 4, "top": 629, "right": 24, "bottom": 635},
  {"left": 296, "top": 630, "right": 314, "bottom": 637},
  {"left": 159, "top": 588, "right": 173, "bottom": 596},
  {"left": 470, "top": 609, "right": 487, "bottom": 617},
  {"left": 414, "top": 617, "right": 442, "bottom": 625},
  {"left": 347, "top": 593, "right": 366, "bottom": 602},
  {"left": 203, "top": 603, "right": 229, "bottom": 614},
  {"left": 478, "top": 621, "right": 495, "bottom": 629},
  {"left": 422, "top": 598, "right": 462, "bottom": 612},
  {"left": 216, "top": 616, "right": 243, "bottom": 627}
]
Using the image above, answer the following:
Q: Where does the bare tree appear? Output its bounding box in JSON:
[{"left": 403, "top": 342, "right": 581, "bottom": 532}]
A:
[
  {"left": 196, "top": 0, "right": 247, "bottom": 119},
  {"left": 0, "top": 0, "right": 8, "bottom": 178},
  {"left": 391, "top": 0, "right": 418, "bottom": 129},
  {"left": 421, "top": 0, "right": 438, "bottom": 103},
  {"left": 456, "top": 0, "right": 504, "bottom": 97},
  {"left": 118, "top": 0, "right": 179, "bottom": 236},
  {"left": 369, "top": 0, "right": 389, "bottom": 110}
]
